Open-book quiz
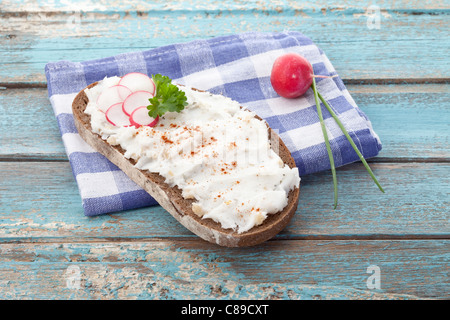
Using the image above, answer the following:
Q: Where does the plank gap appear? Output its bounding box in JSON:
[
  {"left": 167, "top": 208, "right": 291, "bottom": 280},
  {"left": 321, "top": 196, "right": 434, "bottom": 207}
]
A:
[
  {"left": 368, "top": 158, "right": 450, "bottom": 163},
  {"left": 1, "top": 157, "right": 449, "bottom": 164},
  {"left": 1, "top": 78, "right": 449, "bottom": 89},
  {"left": 1, "top": 234, "right": 449, "bottom": 245},
  {"left": 0, "top": 157, "right": 68, "bottom": 162}
]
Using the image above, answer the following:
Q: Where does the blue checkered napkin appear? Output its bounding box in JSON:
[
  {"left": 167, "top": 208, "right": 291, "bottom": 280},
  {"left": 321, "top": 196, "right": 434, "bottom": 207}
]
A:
[{"left": 45, "top": 31, "right": 382, "bottom": 216}]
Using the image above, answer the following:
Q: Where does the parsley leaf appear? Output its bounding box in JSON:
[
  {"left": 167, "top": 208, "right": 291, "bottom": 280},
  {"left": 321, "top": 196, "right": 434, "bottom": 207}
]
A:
[{"left": 147, "top": 74, "right": 188, "bottom": 118}]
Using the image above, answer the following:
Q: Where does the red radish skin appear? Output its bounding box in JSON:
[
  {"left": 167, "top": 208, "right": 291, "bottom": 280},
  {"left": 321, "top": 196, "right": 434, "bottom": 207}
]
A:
[
  {"left": 105, "top": 102, "right": 131, "bottom": 127},
  {"left": 270, "top": 53, "right": 314, "bottom": 99},
  {"left": 96, "top": 85, "right": 132, "bottom": 112},
  {"left": 119, "top": 72, "right": 156, "bottom": 95},
  {"left": 122, "top": 90, "right": 154, "bottom": 116},
  {"left": 130, "top": 106, "right": 159, "bottom": 128}
]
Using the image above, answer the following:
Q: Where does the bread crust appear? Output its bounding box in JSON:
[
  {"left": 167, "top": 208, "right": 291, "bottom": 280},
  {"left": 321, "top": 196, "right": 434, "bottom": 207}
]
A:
[{"left": 72, "top": 82, "right": 300, "bottom": 247}]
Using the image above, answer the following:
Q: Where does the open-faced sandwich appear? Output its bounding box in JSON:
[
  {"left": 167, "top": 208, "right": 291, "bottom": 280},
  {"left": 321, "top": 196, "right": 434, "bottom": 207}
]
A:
[{"left": 72, "top": 72, "right": 300, "bottom": 247}]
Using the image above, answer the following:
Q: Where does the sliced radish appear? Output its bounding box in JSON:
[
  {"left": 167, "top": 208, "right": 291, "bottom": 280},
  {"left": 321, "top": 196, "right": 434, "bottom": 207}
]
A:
[
  {"left": 130, "top": 106, "right": 159, "bottom": 127},
  {"left": 119, "top": 72, "right": 155, "bottom": 95},
  {"left": 96, "top": 85, "right": 132, "bottom": 112},
  {"left": 105, "top": 102, "right": 131, "bottom": 127},
  {"left": 122, "top": 90, "right": 154, "bottom": 116}
]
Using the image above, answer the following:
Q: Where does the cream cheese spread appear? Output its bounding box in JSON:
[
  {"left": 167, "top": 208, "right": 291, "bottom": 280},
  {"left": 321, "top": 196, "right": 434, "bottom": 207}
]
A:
[{"left": 84, "top": 76, "right": 300, "bottom": 233}]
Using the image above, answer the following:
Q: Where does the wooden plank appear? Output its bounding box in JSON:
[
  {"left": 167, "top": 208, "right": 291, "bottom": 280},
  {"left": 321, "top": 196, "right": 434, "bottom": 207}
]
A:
[
  {"left": 1, "top": 0, "right": 447, "bottom": 302},
  {"left": 351, "top": 84, "right": 450, "bottom": 161},
  {"left": 0, "top": 88, "right": 64, "bottom": 160},
  {"left": 1, "top": 161, "right": 448, "bottom": 240},
  {"left": 0, "top": 240, "right": 447, "bottom": 299},
  {"left": 1, "top": 3, "right": 449, "bottom": 83},
  {"left": 3, "top": 0, "right": 449, "bottom": 12},
  {"left": 1, "top": 84, "right": 448, "bottom": 160}
]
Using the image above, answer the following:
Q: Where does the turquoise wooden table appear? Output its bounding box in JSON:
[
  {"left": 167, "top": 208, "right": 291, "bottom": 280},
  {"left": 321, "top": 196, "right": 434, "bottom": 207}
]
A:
[{"left": 0, "top": 0, "right": 449, "bottom": 300}]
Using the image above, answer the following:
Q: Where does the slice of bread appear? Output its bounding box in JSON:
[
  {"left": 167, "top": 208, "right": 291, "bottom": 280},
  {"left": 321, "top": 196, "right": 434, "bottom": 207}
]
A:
[{"left": 72, "top": 82, "right": 300, "bottom": 247}]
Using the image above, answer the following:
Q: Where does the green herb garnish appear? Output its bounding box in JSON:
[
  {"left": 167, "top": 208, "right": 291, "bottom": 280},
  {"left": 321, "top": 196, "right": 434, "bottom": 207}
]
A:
[{"left": 147, "top": 74, "right": 188, "bottom": 118}]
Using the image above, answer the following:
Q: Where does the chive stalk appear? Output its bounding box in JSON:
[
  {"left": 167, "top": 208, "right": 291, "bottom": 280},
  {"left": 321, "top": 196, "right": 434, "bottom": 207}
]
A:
[
  {"left": 317, "top": 91, "right": 385, "bottom": 193},
  {"left": 311, "top": 77, "right": 338, "bottom": 209}
]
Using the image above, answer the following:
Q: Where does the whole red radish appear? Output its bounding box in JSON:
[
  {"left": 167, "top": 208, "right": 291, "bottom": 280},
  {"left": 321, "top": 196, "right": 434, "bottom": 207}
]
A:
[{"left": 270, "top": 53, "right": 313, "bottom": 99}]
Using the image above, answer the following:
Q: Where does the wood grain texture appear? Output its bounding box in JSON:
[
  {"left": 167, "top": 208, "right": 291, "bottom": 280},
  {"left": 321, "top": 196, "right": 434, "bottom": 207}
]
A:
[
  {"left": 3, "top": 0, "right": 449, "bottom": 12},
  {"left": 0, "top": 88, "right": 63, "bottom": 159},
  {"left": 1, "top": 161, "right": 448, "bottom": 240},
  {"left": 0, "top": 0, "right": 448, "bottom": 300},
  {"left": 1, "top": 1, "right": 449, "bottom": 84},
  {"left": 0, "top": 240, "right": 448, "bottom": 299}
]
